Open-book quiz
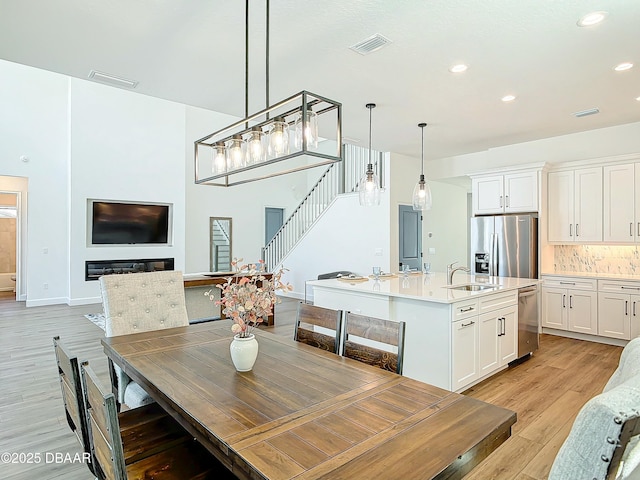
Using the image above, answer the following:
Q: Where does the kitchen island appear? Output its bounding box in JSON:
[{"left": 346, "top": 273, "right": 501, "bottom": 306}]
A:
[{"left": 308, "top": 272, "right": 539, "bottom": 392}]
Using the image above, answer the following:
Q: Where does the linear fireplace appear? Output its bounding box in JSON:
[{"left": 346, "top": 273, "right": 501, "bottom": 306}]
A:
[{"left": 85, "top": 258, "right": 174, "bottom": 281}]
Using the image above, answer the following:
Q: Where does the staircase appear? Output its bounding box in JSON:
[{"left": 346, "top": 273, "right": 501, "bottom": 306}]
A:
[{"left": 262, "top": 144, "right": 383, "bottom": 271}]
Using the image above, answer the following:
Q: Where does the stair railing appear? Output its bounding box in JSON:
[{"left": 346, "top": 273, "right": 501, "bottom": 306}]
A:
[{"left": 262, "top": 145, "right": 383, "bottom": 271}]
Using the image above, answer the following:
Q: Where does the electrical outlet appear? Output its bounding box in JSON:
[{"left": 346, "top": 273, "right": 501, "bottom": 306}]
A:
[
  {"left": 43, "top": 283, "right": 49, "bottom": 290},
  {"left": 429, "top": 247, "right": 436, "bottom": 254},
  {"left": 374, "top": 248, "right": 383, "bottom": 256}
]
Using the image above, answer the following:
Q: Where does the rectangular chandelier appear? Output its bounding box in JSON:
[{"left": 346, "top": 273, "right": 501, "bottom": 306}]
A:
[{"left": 194, "top": 91, "right": 342, "bottom": 187}]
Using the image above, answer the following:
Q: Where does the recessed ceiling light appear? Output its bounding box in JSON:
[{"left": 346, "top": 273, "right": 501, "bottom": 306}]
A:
[
  {"left": 577, "top": 11, "right": 608, "bottom": 27},
  {"left": 449, "top": 64, "right": 468, "bottom": 73},
  {"left": 501, "top": 95, "right": 516, "bottom": 102},
  {"left": 636, "top": 96, "right": 640, "bottom": 102},
  {"left": 614, "top": 62, "right": 634, "bottom": 72}
]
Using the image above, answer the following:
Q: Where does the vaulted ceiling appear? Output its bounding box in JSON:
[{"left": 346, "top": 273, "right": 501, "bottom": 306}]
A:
[{"left": 1, "top": 0, "right": 639, "bottom": 161}]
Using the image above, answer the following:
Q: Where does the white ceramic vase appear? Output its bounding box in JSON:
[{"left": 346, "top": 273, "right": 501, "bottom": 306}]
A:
[{"left": 229, "top": 334, "right": 259, "bottom": 372}]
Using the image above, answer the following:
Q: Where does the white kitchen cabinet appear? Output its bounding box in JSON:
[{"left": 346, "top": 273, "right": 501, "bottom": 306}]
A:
[
  {"left": 603, "top": 163, "right": 640, "bottom": 243},
  {"left": 597, "top": 279, "right": 640, "bottom": 340},
  {"left": 547, "top": 167, "right": 602, "bottom": 242},
  {"left": 451, "top": 317, "right": 478, "bottom": 391},
  {"left": 541, "top": 276, "right": 598, "bottom": 335},
  {"left": 478, "top": 305, "right": 517, "bottom": 377},
  {"left": 472, "top": 171, "right": 538, "bottom": 215}
]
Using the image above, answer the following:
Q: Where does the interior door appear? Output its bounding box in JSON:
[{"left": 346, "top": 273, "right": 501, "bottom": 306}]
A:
[
  {"left": 398, "top": 205, "right": 422, "bottom": 270},
  {"left": 265, "top": 207, "right": 284, "bottom": 244}
]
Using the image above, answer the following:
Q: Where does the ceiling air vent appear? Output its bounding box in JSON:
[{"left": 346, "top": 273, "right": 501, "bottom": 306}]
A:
[
  {"left": 573, "top": 108, "right": 600, "bottom": 118},
  {"left": 88, "top": 70, "right": 138, "bottom": 89},
  {"left": 349, "top": 34, "right": 392, "bottom": 55}
]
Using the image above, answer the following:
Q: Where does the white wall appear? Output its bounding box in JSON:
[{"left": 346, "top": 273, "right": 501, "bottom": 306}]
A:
[
  {"left": 427, "top": 121, "right": 640, "bottom": 180},
  {"left": 184, "top": 105, "right": 327, "bottom": 274},
  {"left": 279, "top": 190, "right": 391, "bottom": 300},
  {"left": 0, "top": 60, "right": 70, "bottom": 306},
  {"left": 389, "top": 152, "right": 468, "bottom": 273},
  {"left": 69, "top": 79, "right": 188, "bottom": 305}
]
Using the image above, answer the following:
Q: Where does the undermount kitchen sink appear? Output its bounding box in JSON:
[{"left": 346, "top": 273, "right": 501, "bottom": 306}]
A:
[{"left": 447, "top": 284, "right": 498, "bottom": 291}]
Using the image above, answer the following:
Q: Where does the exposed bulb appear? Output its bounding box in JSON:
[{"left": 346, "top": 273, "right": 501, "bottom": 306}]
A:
[
  {"left": 227, "top": 135, "right": 244, "bottom": 170},
  {"left": 247, "top": 127, "right": 265, "bottom": 164},
  {"left": 212, "top": 142, "right": 226, "bottom": 174},
  {"left": 268, "top": 117, "right": 290, "bottom": 158}
]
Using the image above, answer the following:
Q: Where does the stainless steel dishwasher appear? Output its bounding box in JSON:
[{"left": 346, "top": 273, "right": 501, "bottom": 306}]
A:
[{"left": 517, "top": 285, "right": 539, "bottom": 360}]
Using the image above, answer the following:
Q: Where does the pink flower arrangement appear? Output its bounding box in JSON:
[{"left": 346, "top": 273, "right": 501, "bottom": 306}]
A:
[{"left": 206, "top": 259, "right": 292, "bottom": 338}]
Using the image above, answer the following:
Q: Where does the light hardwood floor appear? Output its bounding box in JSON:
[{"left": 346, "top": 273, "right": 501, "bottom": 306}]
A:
[{"left": 0, "top": 291, "right": 622, "bottom": 479}]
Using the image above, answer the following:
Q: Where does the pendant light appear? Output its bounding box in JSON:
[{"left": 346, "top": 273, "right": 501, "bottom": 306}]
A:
[
  {"left": 412, "top": 122, "right": 432, "bottom": 211},
  {"left": 358, "top": 103, "right": 380, "bottom": 206},
  {"left": 194, "top": 0, "right": 342, "bottom": 187}
]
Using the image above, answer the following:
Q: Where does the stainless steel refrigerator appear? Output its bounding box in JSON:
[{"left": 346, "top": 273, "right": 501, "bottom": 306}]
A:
[
  {"left": 470, "top": 214, "right": 538, "bottom": 279},
  {"left": 470, "top": 214, "right": 539, "bottom": 359}
]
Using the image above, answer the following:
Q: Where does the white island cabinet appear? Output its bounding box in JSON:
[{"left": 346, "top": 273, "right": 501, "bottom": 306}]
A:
[{"left": 309, "top": 273, "right": 538, "bottom": 392}]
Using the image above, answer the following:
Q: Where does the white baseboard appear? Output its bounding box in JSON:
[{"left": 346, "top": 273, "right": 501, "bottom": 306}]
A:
[
  {"left": 26, "top": 297, "right": 68, "bottom": 307},
  {"left": 541, "top": 327, "right": 628, "bottom": 347},
  {"left": 69, "top": 296, "right": 102, "bottom": 306}
]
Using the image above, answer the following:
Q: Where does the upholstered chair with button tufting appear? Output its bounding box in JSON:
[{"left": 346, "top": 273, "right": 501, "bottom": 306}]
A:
[{"left": 99, "top": 270, "right": 189, "bottom": 410}]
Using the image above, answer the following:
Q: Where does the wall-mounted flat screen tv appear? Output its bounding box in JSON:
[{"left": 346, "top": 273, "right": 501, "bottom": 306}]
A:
[{"left": 90, "top": 201, "right": 171, "bottom": 245}]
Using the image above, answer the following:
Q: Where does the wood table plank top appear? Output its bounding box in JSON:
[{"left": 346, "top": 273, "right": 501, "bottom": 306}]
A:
[{"left": 102, "top": 321, "right": 516, "bottom": 480}]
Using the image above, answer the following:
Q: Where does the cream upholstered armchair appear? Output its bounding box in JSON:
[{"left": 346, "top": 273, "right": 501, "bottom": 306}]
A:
[
  {"left": 99, "top": 270, "right": 190, "bottom": 409},
  {"left": 549, "top": 337, "right": 640, "bottom": 480}
]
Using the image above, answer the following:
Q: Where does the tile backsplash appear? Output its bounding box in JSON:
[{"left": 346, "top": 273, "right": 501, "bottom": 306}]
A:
[{"left": 554, "top": 245, "right": 640, "bottom": 275}]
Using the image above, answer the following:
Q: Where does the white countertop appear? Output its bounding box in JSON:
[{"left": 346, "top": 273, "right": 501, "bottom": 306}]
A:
[
  {"left": 307, "top": 272, "right": 539, "bottom": 304},
  {"left": 542, "top": 271, "right": 640, "bottom": 281}
]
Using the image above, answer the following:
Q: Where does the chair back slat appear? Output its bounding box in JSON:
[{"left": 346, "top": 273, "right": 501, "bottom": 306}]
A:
[
  {"left": 82, "top": 363, "right": 127, "bottom": 480},
  {"left": 344, "top": 314, "right": 402, "bottom": 346},
  {"left": 90, "top": 415, "right": 117, "bottom": 480},
  {"left": 52, "top": 337, "right": 92, "bottom": 467},
  {"left": 344, "top": 341, "right": 399, "bottom": 373},
  {"left": 343, "top": 312, "right": 406, "bottom": 374},
  {"left": 294, "top": 302, "right": 342, "bottom": 353}
]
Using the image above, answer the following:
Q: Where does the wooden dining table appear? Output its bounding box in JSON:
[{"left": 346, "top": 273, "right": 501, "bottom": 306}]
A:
[{"left": 102, "top": 321, "right": 516, "bottom": 480}]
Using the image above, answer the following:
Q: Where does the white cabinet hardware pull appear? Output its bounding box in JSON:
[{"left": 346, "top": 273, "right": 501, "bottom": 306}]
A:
[
  {"left": 562, "top": 294, "right": 566, "bottom": 308},
  {"left": 634, "top": 302, "right": 637, "bottom": 317},
  {"left": 505, "top": 195, "right": 509, "bottom": 207},
  {"left": 631, "top": 223, "right": 634, "bottom": 237},
  {"left": 559, "top": 281, "right": 576, "bottom": 285},
  {"left": 569, "top": 295, "right": 573, "bottom": 308},
  {"left": 460, "top": 306, "right": 474, "bottom": 312},
  {"left": 461, "top": 321, "right": 475, "bottom": 328},
  {"left": 621, "top": 286, "right": 640, "bottom": 290},
  {"left": 499, "top": 195, "right": 503, "bottom": 208},
  {"left": 569, "top": 224, "right": 573, "bottom": 237},
  {"left": 576, "top": 224, "right": 580, "bottom": 237},
  {"left": 625, "top": 300, "right": 629, "bottom": 316}
]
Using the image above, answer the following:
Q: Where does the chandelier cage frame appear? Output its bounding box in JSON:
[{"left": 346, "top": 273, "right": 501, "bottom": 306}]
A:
[{"left": 195, "top": 90, "right": 343, "bottom": 187}]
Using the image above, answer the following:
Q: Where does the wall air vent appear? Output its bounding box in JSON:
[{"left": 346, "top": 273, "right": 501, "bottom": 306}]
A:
[
  {"left": 573, "top": 108, "right": 600, "bottom": 118},
  {"left": 88, "top": 70, "right": 138, "bottom": 89},
  {"left": 349, "top": 34, "right": 392, "bottom": 55}
]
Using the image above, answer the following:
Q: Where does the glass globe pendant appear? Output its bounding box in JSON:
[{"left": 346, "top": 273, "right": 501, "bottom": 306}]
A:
[
  {"left": 268, "top": 116, "right": 290, "bottom": 159},
  {"left": 294, "top": 108, "right": 318, "bottom": 150},
  {"left": 412, "top": 123, "right": 432, "bottom": 211},
  {"left": 358, "top": 103, "right": 381, "bottom": 207}
]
